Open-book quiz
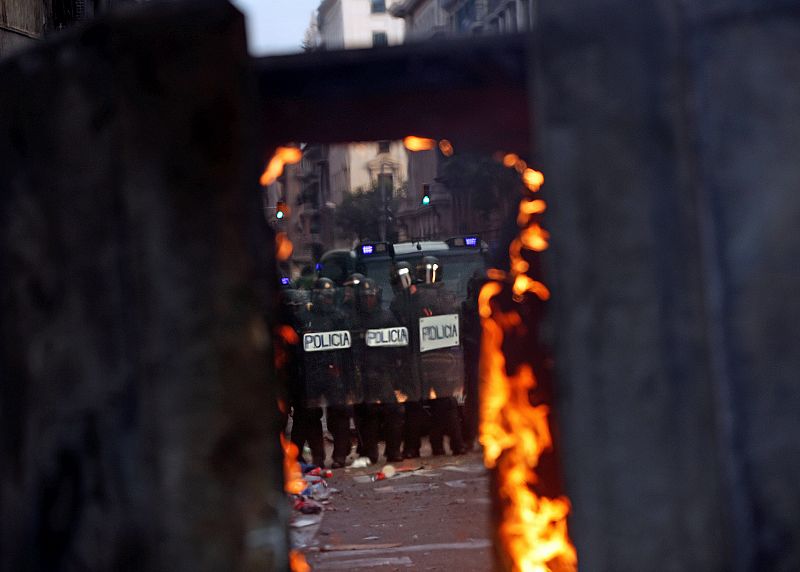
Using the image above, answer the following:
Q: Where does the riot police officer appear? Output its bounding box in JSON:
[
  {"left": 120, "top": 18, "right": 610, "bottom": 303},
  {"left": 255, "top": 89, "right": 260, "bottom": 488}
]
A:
[
  {"left": 300, "top": 277, "right": 356, "bottom": 468},
  {"left": 390, "top": 261, "right": 427, "bottom": 459},
  {"left": 460, "top": 271, "right": 484, "bottom": 452},
  {"left": 342, "top": 273, "right": 365, "bottom": 310},
  {"left": 413, "top": 256, "right": 465, "bottom": 456},
  {"left": 282, "top": 286, "right": 325, "bottom": 468},
  {"left": 354, "top": 278, "right": 405, "bottom": 463},
  {"left": 342, "top": 273, "right": 367, "bottom": 458}
]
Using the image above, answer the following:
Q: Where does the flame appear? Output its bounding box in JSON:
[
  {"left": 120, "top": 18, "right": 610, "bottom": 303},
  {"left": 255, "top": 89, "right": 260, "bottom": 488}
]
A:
[
  {"left": 478, "top": 162, "right": 577, "bottom": 572},
  {"left": 428, "top": 388, "right": 438, "bottom": 399},
  {"left": 439, "top": 139, "right": 454, "bottom": 156},
  {"left": 522, "top": 169, "right": 545, "bottom": 192},
  {"left": 520, "top": 224, "right": 550, "bottom": 252},
  {"left": 260, "top": 145, "right": 303, "bottom": 187},
  {"left": 487, "top": 268, "right": 508, "bottom": 282},
  {"left": 276, "top": 232, "right": 293, "bottom": 261},
  {"left": 394, "top": 390, "right": 409, "bottom": 403},
  {"left": 509, "top": 240, "right": 530, "bottom": 274},
  {"left": 517, "top": 199, "right": 547, "bottom": 227},
  {"left": 503, "top": 153, "right": 520, "bottom": 168},
  {"left": 403, "top": 136, "right": 436, "bottom": 151},
  {"left": 512, "top": 274, "right": 551, "bottom": 301},
  {"left": 290, "top": 550, "right": 311, "bottom": 572},
  {"left": 280, "top": 434, "right": 306, "bottom": 495}
]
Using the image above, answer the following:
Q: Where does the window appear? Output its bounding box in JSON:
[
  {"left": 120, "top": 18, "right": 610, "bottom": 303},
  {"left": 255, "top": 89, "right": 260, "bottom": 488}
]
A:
[
  {"left": 372, "top": 31, "right": 388, "bottom": 47},
  {"left": 378, "top": 140, "right": 391, "bottom": 154},
  {"left": 371, "top": 0, "right": 386, "bottom": 13},
  {"left": 377, "top": 173, "right": 393, "bottom": 194}
]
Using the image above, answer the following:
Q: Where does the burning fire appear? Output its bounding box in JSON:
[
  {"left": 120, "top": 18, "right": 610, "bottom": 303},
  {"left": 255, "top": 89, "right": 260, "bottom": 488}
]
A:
[
  {"left": 276, "top": 231, "right": 293, "bottom": 261},
  {"left": 280, "top": 435, "right": 311, "bottom": 571},
  {"left": 478, "top": 159, "right": 577, "bottom": 571},
  {"left": 280, "top": 434, "right": 305, "bottom": 495},
  {"left": 522, "top": 168, "right": 545, "bottom": 192},
  {"left": 260, "top": 145, "right": 302, "bottom": 186},
  {"left": 403, "top": 135, "right": 437, "bottom": 151},
  {"left": 289, "top": 550, "right": 310, "bottom": 572}
]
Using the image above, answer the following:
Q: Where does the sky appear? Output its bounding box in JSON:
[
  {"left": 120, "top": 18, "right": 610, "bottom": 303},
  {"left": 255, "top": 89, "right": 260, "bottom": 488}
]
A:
[{"left": 230, "top": 0, "right": 320, "bottom": 56}]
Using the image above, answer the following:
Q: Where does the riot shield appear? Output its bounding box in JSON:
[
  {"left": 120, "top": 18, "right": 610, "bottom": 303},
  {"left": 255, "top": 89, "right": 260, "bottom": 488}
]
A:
[
  {"left": 355, "top": 307, "right": 410, "bottom": 404},
  {"left": 418, "top": 312, "right": 465, "bottom": 400},
  {"left": 414, "top": 284, "right": 465, "bottom": 400},
  {"left": 388, "top": 290, "right": 424, "bottom": 402},
  {"left": 299, "top": 310, "right": 361, "bottom": 407}
]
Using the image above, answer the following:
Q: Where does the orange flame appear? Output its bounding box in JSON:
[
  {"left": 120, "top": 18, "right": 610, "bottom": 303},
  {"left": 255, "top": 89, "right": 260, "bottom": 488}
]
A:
[
  {"left": 280, "top": 434, "right": 306, "bottom": 495},
  {"left": 394, "top": 390, "right": 409, "bottom": 403},
  {"left": 517, "top": 199, "right": 547, "bottom": 227},
  {"left": 260, "top": 146, "right": 303, "bottom": 187},
  {"left": 522, "top": 169, "right": 545, "bottom": 192},
  {"left": 282, "top": 422, "right": 310, "bottom": 571},
  {"left": 487, "top": 268, "right": 508, "bottom": 282},
  {"left": 289, "top": 549, "right": 311, "bottom": 572},
  {"left": 520, "top": 224, "right": 550, "bottom": 252},
  {"left": 478, "top": 162, "right": 577, "bottom": 572},
  {"left": 503, "top": 153, "right": 520, "bottom": 168},
  {"left": 403, "top": 136, "right": 436, "bottom": 151},
  {"left": 276, "top": 232, "right": 293, "bottom": 261},
  {"left": 439, "top": 139, "right": 454, "bottom": 156}
]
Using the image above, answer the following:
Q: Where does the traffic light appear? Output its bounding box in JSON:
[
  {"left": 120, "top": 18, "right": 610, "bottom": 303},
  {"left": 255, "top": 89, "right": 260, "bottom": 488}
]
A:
[
  {"left": 421, "top": 183, "right": 431, "bottom": 206},
  {"left": 276, "top": 200, "right": 287, "bottom": 219}
]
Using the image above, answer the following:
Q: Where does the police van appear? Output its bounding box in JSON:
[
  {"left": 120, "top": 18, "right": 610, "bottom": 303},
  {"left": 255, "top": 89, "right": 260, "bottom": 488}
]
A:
[{"left": 318, "top": 236, "right": 488, "bottom": 308}]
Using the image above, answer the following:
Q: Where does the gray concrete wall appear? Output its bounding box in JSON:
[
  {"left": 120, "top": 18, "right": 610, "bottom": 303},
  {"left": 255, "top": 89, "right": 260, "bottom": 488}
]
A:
[
  {"left": 0, "top": 1, "right": 287, "bottom": 571},
  {"left": 537, "top": 2, "right": 800, "bottom": 571}
]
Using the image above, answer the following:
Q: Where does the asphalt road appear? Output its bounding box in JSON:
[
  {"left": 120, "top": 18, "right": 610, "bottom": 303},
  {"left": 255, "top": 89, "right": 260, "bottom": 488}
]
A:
[{"left": 297, "top": 449, "right": 493, "bottom": 571}]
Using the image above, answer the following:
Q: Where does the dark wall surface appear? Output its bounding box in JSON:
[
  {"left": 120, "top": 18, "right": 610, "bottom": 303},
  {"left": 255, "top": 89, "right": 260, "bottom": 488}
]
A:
[
  {"left": 538, "top": 2, "right": 800, "bottom": 571},
  {"left": 0, "top": 1, "right": 286, "bottom": 570}
]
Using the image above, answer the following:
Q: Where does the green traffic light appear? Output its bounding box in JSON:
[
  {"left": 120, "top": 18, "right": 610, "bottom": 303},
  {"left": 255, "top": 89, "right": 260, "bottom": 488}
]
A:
[
  {"left": 421, "top": 195, "right": 430, "bottom": 205},
  {"left": 276, "top": 210, "right": 284, "bottom": 219}
]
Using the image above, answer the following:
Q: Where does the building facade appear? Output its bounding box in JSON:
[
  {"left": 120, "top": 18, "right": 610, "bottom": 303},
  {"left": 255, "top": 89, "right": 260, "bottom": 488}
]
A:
[
  {"left": 318, "top": 0, "right": 405, "bottom": 50},
  {"left": 444, "top": 0, "right": 534, "bottom": 34},
  {"left": 314, "top": 0, "right": 409, "bottom": 247},
  {"left": 388, "top": 0, "right": 531, "bottom": 244}
]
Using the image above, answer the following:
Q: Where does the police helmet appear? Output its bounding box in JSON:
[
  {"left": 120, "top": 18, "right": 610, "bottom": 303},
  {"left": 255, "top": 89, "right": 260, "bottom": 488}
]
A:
[
  {"left": 416, "top": 256, "right": 442, "bottom": 284},
  {"left": 391, "top": 261, "right": 414, "bottom": 291},
  {"left": 344, "top": 273, "right": 365, "bottom": 287},
  {"left": 311, "top": 277, "right": 336, "bottom": 310},
  {"left": 357, "top": 277, "right": 382, "bottom": 310}
]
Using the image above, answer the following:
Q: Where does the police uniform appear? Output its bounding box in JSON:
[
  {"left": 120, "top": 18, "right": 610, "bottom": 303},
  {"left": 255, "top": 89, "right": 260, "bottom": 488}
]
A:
[
  {"left": 412, "top": 257, "right": 465, "bottom": 456},
  {"left": 389, "top": 262, "right": 427, "bottom": 459},
  {"left": 300, "top": 278, "right": 356, "bottom": 468},
  {"left": 354, "top": 278, "right": 404, "bottom": 463},
  {"left": 342, "top": 274, "right": 367, "bottom": 459},
  {"left": 460, "top": 272, "right": 483, "bottom": 451}
]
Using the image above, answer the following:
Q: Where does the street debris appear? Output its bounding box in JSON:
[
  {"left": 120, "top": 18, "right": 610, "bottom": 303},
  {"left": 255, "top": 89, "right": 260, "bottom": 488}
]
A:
[
  {"left": 441, "top": 463, "right": 486, "bottom": 474},
  {"left": 321, "top": 542, "right": 403, "bottom": 552},
  {"left": 374, "top": 483, "right": 439, "bottom": 494}
]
